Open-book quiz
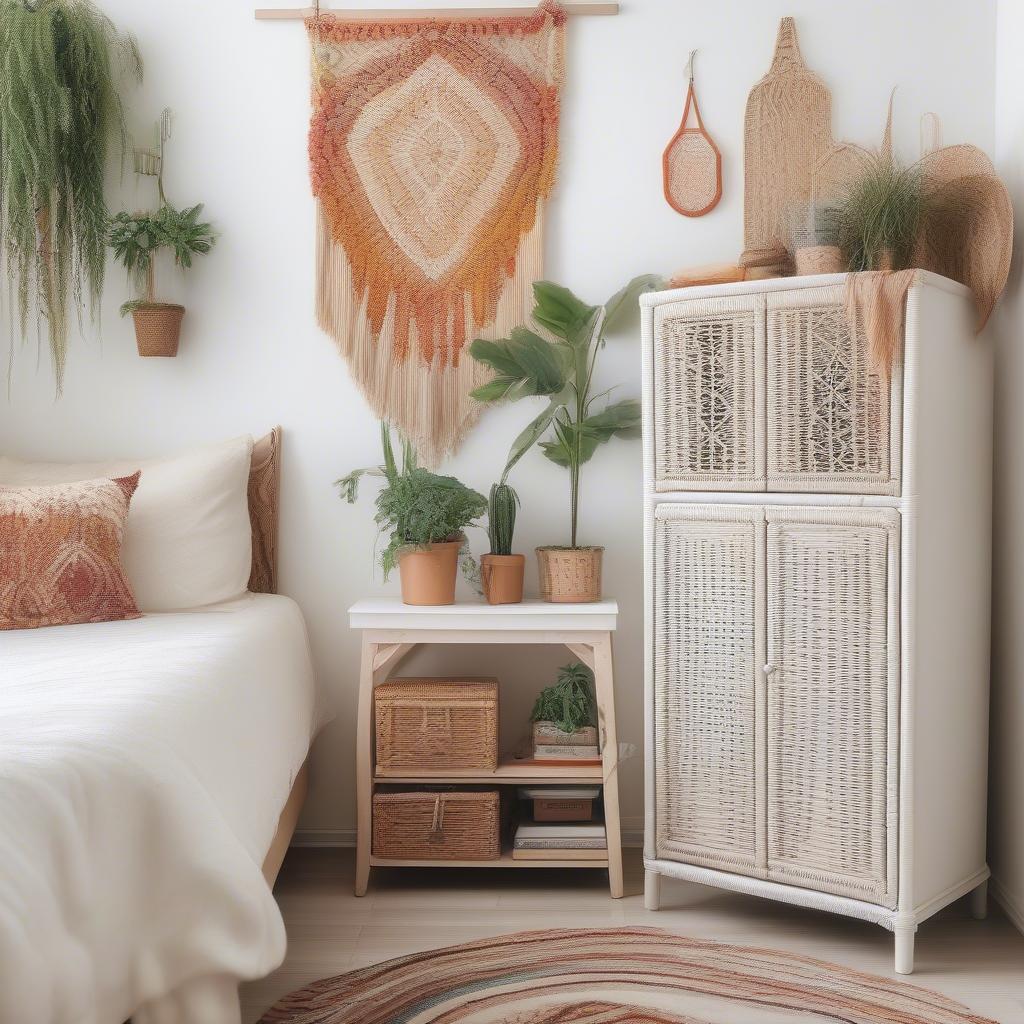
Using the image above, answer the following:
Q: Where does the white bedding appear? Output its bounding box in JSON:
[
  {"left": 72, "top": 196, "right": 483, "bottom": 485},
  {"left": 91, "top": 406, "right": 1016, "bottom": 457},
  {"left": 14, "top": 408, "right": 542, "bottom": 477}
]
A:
[{"left": 0, "top": 594, "right": 318, "bottom": 1024}]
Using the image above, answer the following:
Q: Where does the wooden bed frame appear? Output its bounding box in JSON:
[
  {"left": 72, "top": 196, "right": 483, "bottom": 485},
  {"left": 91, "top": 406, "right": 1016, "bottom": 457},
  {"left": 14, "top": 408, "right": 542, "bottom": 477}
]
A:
[{"left": 249, "top": 426, "right": 309, "bottom": 888}]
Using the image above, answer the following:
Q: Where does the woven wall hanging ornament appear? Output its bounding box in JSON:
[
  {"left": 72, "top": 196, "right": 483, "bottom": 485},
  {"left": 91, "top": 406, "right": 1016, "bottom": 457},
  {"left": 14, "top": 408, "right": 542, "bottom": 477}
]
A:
[
  {"left": 308, "top": 2, "right": 566, "bottom": 465},
  {"left": 662, "top": 50, "right": 722, "bottom": 216},
  {"left": 742, "top": 17, "right": 839, "bottom": 266}
]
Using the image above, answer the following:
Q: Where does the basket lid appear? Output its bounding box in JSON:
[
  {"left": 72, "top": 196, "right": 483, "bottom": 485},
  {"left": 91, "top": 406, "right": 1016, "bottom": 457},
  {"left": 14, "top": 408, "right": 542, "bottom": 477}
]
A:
[{"left": 375, "top": 678, "right": 498, "bottom": 702}]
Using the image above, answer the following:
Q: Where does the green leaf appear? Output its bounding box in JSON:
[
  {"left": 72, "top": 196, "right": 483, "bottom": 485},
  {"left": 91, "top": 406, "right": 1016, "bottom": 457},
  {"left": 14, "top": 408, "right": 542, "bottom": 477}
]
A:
[
  {"left": 582, "top": 398, "right": 642, "bottom": 439},
  {"left": 500, "top": 399, "right": 561, "bottom": 482},
  {"left": 532, "top": 281, "right": 598, "bottom": 345},
  {"left": 539, "top": 399, "right": 642, "bottom": 468},
  {"left": 603, "top": 274, "right": 663, "bottom": 334},
  {"left": 469, "top": 329, "right": 566, "bottom": 403}
]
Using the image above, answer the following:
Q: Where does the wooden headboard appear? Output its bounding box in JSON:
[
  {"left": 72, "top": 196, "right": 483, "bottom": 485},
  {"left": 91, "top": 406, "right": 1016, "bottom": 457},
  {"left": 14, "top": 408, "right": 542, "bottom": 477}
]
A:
[{"left": 248, "top": 427, "right": 281, "bottom": 594}]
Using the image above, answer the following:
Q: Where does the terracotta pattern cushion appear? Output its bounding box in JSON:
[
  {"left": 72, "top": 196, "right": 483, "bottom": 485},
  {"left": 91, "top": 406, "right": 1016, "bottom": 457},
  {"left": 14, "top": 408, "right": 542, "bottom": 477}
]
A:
[{"left": 0, "top": 473, "right": 142, "bottom": 630}]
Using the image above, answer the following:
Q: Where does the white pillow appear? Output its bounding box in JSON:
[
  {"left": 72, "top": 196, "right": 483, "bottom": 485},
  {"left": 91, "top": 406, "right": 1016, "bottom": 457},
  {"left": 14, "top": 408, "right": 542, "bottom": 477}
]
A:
[{"left": 0, "top": 435, "right": 254, "bottom": 611}]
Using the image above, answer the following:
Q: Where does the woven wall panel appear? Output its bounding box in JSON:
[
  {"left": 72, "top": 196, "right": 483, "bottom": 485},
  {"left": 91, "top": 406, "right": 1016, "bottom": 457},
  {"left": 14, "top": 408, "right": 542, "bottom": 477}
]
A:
[
  {"left": 654, "top": 505, "right": 765, "bottom": 876},
  {"left": 654, "top": 296, "right": 766, "bottom": 491},
  {"left": 765, "top": 508, "right": 899, "bottom": 908},
  {"left": 767, "top": 286, "right": 898, "bottom": 495}
]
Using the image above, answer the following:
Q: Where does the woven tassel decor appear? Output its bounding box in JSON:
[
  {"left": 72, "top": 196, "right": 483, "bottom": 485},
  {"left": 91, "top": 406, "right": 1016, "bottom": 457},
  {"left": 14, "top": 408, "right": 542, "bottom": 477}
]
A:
[{"left": 308, "top": 3, "right": 566, "bottom": 465}]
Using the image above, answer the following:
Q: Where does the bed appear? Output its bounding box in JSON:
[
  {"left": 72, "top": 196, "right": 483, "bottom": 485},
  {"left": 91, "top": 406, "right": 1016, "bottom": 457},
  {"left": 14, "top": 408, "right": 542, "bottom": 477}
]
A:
[{"left": 0, "top": 429, "right": 318, "bottom": 1024}]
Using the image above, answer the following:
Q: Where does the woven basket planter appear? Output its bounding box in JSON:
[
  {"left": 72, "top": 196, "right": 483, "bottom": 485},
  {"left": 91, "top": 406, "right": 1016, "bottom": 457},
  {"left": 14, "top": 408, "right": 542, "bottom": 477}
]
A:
[
  {"left": 131, "top": 303, "right": 185, "bottom": 357},
  {"left": 372, "top": 790, "right": 501, "bottom": 860},
  {"left": 536, "top": 546, "right": 603, "bottom": 603},
  {"left": 375, "top": 678, "right": 499, "bottom": 773}
]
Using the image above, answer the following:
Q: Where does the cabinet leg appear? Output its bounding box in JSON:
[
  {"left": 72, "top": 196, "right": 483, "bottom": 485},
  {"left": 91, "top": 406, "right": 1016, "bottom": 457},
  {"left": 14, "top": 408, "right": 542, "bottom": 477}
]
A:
[
  {"left": 894, "top": 923, "right": 916, "bottom": 975},
  {"left": 970, "top": 879, "right": 988, "bottom": 920},
  {"left": 645, "top": 869, "right": 661, "bottom": 911}
]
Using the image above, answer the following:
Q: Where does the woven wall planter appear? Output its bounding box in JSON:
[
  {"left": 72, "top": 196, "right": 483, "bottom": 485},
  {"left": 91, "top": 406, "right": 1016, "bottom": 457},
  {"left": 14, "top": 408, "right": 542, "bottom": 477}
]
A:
[
  {"left": 397, "top": 537, "right": 462, "bottom": 605},
  {"left": 131, "top": 303, "right": 184, "bottom": 357},
  {"left": 480, "top": 553, "right": 525, "bottom": 605},
  {"left": 536, "top": 546, "right": 603, "bottom": 603}
]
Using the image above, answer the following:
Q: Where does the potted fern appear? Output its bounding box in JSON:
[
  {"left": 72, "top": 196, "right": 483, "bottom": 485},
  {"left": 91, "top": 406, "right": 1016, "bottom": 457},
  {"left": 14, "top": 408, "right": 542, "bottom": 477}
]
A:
[
  {"left": 108, "top": 203, "right": 216, "bottom": 356},
  {"left": 471, "top": 276, "right": 660, "bottom": 602},
  {"left": 481, "top": 480, "right": 523, "bottom": 605},
  {"left": 338, "top": 424, "right": 487, "bottom": 605},
  {"left": 530, "top": 662, "right": 598, "bottom": 760}
]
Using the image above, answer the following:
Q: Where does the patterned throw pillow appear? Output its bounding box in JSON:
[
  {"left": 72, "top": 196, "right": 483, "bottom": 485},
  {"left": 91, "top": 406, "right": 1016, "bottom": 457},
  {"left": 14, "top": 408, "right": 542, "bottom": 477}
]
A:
[{"left": 0, "top": 473, "right": 142, "bottom": 630}]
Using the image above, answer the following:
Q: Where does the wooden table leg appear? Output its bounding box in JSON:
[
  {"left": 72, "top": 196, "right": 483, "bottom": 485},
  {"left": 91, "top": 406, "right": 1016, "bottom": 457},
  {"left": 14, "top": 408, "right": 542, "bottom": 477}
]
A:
[
  {"left": 592, "top": 632, "right": 624, "bottom": 898},
  {"left": 354, "top": 635, "right": 375, "bottom": 897}
]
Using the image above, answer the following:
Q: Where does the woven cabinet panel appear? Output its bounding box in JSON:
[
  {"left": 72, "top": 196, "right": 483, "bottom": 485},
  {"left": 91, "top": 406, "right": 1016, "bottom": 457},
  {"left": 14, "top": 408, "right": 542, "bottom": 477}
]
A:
[
  {"left": 765, "top": 508, "right": 899, "bottom": 908},
  {"left": 653, "top": 296, "right": 766, "bottom": 491},
  {"left": 767, "top": 287, "right": 899, "bottom": 495},
  {"left": 654, "top": 505, "right": 765, "bottom": 876}
]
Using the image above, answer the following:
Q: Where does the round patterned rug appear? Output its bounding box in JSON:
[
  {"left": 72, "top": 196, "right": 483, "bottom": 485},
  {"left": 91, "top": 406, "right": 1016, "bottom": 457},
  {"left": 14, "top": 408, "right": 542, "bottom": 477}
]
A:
[{"left": 258, "top": 927, "right": 995, "bottom": 1024}]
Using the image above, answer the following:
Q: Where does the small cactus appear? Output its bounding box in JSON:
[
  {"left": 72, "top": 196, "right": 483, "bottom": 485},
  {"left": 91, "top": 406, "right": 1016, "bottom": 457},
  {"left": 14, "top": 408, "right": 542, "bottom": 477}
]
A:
[{"left": 487, "top": 482, "right": 519, "bottom": 555}]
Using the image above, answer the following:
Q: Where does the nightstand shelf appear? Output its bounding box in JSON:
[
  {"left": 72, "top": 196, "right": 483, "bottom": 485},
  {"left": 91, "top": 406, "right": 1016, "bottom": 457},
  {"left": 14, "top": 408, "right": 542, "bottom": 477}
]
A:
[{"left": 350, "top": 598, "right": 622, "bottom": 898}]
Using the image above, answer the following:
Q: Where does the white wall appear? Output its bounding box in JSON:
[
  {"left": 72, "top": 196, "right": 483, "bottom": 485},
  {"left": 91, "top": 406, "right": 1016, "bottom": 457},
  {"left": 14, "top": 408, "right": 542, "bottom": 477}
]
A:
[
  {"left": 992, "top": 0, "right": 1024, "bottom": 933},
  {"left": 0, "top": 0, "right": 996, "bottom": 843}
]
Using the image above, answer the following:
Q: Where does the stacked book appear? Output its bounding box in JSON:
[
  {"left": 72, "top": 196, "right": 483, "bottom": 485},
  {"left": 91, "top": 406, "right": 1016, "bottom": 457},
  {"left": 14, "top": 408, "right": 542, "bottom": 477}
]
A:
[
  {"left": 512, "top": 822, "right": 607, "bottom": 861},
  {"left": 532, "top": 721, "right": 600, "bottom": 764}
]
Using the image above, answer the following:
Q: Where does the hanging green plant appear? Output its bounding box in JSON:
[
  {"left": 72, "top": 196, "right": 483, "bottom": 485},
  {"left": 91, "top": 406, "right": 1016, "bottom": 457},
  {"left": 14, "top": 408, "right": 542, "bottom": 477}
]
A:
[{"left": 1, "top": 0, "right": 141, "bottom": 386}]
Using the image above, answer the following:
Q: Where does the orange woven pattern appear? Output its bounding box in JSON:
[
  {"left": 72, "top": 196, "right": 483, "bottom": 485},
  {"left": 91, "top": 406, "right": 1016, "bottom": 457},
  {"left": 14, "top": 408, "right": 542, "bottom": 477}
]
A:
[{"left": 308, "top": 4, "right": 565, "bottom": 463}]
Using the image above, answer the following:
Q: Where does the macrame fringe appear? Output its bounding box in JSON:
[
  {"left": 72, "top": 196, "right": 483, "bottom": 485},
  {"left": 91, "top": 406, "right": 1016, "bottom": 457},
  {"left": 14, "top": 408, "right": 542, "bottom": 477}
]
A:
[
  {"left": 317, "top": 206, "right": 545, "bottom": 467},
  {"left": 844, "top": 269, "right": 918, "bottom": 378}
]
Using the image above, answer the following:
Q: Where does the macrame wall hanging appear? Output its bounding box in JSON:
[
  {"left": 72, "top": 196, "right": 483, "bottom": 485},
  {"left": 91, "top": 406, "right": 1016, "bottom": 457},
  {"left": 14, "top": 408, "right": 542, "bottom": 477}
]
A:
[
  {"left": 307, "top": 2, "right": 566, "bottom": 465},
  {"left": 662, "top": 50, "right": 722, "bottom": 217}
]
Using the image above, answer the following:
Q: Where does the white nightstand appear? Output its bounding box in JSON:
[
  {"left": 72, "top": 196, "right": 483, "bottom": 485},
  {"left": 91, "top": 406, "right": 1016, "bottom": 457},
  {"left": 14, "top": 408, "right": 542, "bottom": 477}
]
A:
[{"left": 348, "top": 599, "right": 623, "bottom": 897}]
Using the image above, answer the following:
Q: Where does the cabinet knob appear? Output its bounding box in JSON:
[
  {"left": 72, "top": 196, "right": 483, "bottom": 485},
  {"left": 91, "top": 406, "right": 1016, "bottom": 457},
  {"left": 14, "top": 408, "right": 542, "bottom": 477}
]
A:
[{"left": 763, "top": 663, "right": 778, "bottom": 676}]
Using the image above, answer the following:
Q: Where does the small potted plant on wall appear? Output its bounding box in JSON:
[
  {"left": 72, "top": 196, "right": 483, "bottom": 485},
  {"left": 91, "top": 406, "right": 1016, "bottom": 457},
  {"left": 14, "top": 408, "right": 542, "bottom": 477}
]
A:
[
  {"left": 108, "top": 202, "right": 216, "bottom": 356},
  {"left": 471, "top": 276, "right": 660, "bottom": 602},
  {"left": 481, "top": 479, "right": 524, "bottom": 605},
  {"left": 338, "top": 423, "right": 487, "bottom": 605}
]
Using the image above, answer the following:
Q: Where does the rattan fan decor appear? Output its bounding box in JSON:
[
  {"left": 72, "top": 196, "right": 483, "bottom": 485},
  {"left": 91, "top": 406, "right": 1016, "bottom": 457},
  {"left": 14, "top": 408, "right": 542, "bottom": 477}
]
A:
[
  {"left": 742, "top": 18, "right": 839, "bottom": 266},
  {"left": 663, "top": 51, "right": 722, "bottom": 217}
]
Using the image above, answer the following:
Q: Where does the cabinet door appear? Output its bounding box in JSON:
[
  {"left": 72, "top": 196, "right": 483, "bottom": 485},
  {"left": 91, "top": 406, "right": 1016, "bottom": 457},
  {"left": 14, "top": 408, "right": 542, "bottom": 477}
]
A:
[
  {"left": 653, "top": 295, "right": 765, "bottom": 491},
  {"left": 765, "top": 507, "right": 899, "bottom": 907},
  {"left": 653, "top": 505, "right": 766, "bottom": 876},
  {"left": 766, "top": 286, "right": 900, "bottom": 495}
]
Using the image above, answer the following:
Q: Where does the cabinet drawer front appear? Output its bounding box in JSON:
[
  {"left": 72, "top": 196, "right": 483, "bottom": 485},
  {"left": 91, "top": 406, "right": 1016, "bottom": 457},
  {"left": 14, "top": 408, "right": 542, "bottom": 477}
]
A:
[
  {"left": 654, "top": 505, "right": 765, "bottom": 875},
  {"left": 654, "top": 296, "right": 765, "bottom": 491},
  {"left": 765, "top": 508, "right": 899, "bottom": 907},
  {"left": 767, "top": 287, "right": 901, "bottom": 494}
]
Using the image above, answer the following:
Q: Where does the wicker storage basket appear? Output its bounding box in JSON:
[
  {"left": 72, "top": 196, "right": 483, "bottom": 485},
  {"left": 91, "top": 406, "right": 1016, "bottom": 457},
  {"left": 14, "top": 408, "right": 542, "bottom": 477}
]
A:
[
  {"left": 375, "top": 678, "right": 499, "bottom": 772},
  {"left": 373, "top": 790, "right": 501, "bottom": 860}
]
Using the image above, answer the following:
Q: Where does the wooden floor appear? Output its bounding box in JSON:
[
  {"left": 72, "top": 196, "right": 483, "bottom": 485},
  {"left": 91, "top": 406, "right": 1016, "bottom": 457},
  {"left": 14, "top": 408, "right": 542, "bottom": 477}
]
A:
[{"left": 241, "top": 848, "right": 1024, "bottom": 1023}]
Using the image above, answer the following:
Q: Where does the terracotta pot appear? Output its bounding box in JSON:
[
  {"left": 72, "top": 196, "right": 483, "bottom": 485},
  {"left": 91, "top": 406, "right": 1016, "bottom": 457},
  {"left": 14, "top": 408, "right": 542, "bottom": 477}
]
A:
[
  {"left": 131, "top": 303, "right": 185, "bottom": 357},
  {"left": 536, "top": 546, "right": 603, "bottom": 603},
  {"left": 481, "top": 553, "right": 525, "bottom": 605},
  {"left": 397, "top": 537, "right": 462, "bottom": 606}
]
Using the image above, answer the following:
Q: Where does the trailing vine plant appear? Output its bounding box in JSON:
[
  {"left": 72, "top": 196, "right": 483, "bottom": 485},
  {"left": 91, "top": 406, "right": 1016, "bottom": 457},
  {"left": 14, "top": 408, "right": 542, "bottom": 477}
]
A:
[{"left": 1, "top": 0, "right": 141, "bottom": 387}]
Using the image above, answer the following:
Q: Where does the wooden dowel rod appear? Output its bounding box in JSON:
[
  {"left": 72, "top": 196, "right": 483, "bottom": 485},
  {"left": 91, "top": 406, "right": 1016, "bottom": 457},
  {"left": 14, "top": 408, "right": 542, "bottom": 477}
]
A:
[{"left": 256, "top": 3, "right": 618, "bottom": 19}]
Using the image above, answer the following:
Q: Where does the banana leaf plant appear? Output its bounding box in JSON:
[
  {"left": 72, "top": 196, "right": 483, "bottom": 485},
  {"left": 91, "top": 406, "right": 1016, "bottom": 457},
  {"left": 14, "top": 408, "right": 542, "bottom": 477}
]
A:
[{"left": 469, "top": 275, "right": 661, "bottom": 549}]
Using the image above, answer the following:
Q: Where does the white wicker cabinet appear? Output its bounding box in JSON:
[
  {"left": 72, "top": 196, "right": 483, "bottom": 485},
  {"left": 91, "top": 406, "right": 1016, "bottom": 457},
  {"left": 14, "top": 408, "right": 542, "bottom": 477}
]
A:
[{"left": 641, "top": 272, "right": 992, "bottom": 974}]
